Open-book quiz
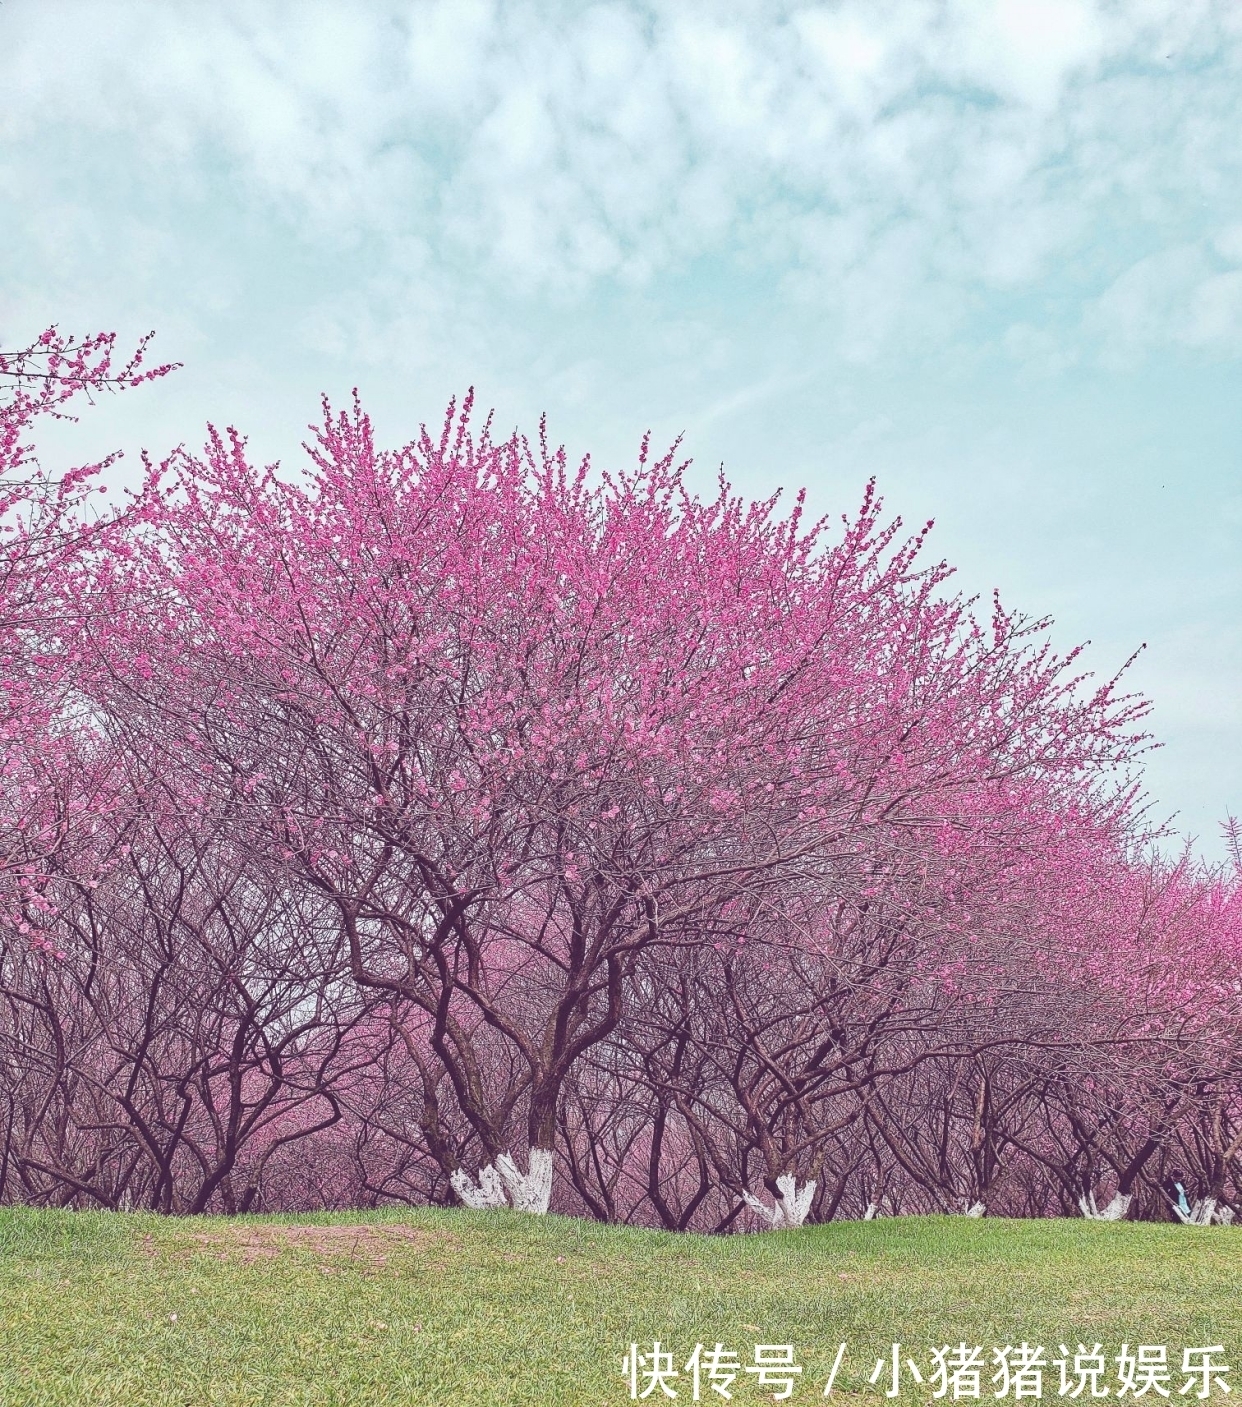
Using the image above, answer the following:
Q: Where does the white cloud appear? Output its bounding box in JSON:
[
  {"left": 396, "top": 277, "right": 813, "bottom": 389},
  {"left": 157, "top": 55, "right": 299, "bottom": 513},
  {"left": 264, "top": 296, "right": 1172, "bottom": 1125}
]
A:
[
  {"left": 956, "top": 0, "right": 1106, "bottom": 109},
  {"left": 1, "top": 0, "right": 1240, "bottom": 360},
  {"left": 1184, "top": 269, "right": 1242, "bottom": 347},
  {"left": 1087, "top": 234, "right": 1242, "bottom": 357}
]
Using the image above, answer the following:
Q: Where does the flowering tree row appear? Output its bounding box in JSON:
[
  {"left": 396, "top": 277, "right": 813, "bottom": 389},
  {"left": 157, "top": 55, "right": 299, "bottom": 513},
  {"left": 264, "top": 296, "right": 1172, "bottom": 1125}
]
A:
[{"left": 1, "top": 330, "right": 1238, "bottom": 1224}]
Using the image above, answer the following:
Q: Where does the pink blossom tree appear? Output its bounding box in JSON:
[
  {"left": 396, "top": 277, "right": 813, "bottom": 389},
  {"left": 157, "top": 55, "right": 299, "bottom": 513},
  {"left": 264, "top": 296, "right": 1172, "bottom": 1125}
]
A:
[
  {"left": 80, "top": 389, "right": 1154, "bottom": 1217},
  {"left": 0, "top": 328, "right": 174, "bottom": 935}
]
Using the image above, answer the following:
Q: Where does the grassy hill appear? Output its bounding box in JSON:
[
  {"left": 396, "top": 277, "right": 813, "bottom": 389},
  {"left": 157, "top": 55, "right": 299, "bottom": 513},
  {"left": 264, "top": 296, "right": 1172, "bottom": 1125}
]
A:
[{"left": 0, "top": 1207, "right": 1238, "bottom": 1405}]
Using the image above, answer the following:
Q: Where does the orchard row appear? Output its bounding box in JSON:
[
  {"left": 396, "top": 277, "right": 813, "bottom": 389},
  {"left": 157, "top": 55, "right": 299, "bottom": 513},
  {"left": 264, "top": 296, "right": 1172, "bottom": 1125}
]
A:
[{"left": 1, "top": 330, "right": 1237, "bottom": 1225}]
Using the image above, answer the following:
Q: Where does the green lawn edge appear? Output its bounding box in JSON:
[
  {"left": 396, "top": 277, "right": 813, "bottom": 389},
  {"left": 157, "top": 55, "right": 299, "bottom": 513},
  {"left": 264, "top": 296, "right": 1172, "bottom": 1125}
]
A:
[{"left": 1, "top": 1207, "right": 1237, "bottom": 1406}]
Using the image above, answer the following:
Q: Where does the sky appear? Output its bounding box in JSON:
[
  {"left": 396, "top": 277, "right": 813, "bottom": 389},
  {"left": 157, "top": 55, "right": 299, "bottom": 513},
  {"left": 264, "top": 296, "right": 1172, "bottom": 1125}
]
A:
[{"left": 2, "top": 0, "right": 1241, "bottom": 856}]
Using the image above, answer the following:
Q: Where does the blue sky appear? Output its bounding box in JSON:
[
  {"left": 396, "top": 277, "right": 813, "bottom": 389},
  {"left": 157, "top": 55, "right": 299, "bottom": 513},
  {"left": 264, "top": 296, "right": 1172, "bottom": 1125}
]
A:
[{"left": 3, "top": 0, "right": 1240, "bottom": 855}]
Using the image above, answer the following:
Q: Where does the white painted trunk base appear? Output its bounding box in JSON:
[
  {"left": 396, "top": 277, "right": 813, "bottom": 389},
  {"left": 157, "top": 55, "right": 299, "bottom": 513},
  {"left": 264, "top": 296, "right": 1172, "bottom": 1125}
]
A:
[
  {"left": 743, "top": 1173, "right": 816, "bottom": 1229},
  {"left": 1078, "top": 1191, "right": 1132, "bottom": 1220},
  {"left": 451, "top": 1148, "right": 554, "bottom": 1214},
  {"left": 1172, "top": 1197, "right": 1234, "bottom": 1226}
]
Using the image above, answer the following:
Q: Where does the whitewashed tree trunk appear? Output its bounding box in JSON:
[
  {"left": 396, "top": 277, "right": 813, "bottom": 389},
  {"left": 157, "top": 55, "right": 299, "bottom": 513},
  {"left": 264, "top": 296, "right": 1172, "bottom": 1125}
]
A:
[
  {"left": 450, "top": 1162, "right": 508, "bottom": 1209},
  {"left": 1172, "top": 1197, "right": 1233, "bottom": 1226},
  {"left": 743, "top": 1173, "right": 816, "bottom": 1229},
  {"left": 450, "top": 1148, "right": 553, "bottom": 1214},
  {"left": 496, "top": 1149, "right": 554, "bottom": 1214},
  {"left": 863, "top": 1202, "right": 880, "bottom": 1220},
  {"left": 1078, "top": 1190, "right": 1132, "bottom": 1220},
  {"left": 1174, "top": 1197, "right": 1216, "bottom": 1225}
]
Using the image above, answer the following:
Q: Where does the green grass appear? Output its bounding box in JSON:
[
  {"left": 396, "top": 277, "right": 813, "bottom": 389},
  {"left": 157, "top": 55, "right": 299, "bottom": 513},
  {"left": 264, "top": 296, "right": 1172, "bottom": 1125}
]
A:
[{"left": 0, "top": 1207, "right": 1238, "bottom": 1405}]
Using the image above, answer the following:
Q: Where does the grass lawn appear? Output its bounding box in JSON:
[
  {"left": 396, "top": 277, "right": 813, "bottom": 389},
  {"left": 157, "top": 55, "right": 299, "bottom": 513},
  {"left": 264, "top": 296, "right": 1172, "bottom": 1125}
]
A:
[{"left": 0, "top": 1207, "right": 1237, "bottom": 1406}]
